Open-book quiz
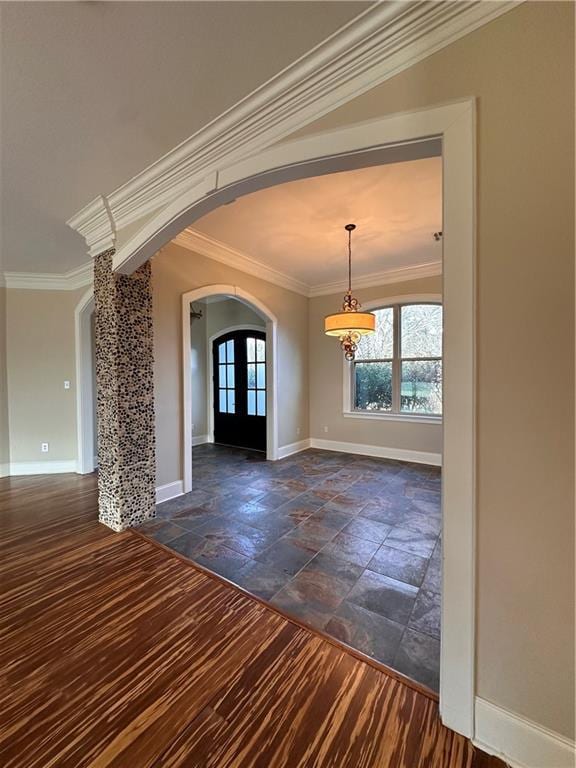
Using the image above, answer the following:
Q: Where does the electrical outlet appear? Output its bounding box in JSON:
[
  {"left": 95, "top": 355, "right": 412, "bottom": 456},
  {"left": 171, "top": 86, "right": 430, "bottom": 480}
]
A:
[
  {"left": 64, "top": 380, "right": 71, "bottom": 390},
  {"left": 323, "top": 426, "right": 329, "bottom": 433},
  {"left": 41, "top": 443, "right": 49, "bottom": 453},
  {"left": 296, "top": 427, "right": 301, "bottom": 436}
]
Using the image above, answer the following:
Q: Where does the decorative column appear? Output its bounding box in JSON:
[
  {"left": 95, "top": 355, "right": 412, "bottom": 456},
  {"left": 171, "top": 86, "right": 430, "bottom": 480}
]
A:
[{"left": 93, "top": 249, "right": 156, "bottom": 531}]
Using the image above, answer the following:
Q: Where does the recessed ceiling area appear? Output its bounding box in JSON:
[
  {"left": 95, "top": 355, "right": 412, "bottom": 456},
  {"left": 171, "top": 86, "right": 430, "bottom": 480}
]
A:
[{"left": 191, "top": 157, "right": 443, "bottom": 288}]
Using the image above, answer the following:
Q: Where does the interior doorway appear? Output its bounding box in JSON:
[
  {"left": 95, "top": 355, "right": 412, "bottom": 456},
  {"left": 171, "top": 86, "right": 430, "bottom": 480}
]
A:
[
  {"left": 91, "top": 101, "right": 476, "bottom": 734},
  {"left": 182, "top": 285, "right": 279, "bottom": 494}
]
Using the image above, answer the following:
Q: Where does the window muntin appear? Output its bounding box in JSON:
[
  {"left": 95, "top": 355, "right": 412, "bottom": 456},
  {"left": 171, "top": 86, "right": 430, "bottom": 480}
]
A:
[
  {"left": 353, "top": 303, "right": 442, "bottom": 416},
  {"left": 246, "top": 336, "right": 266, "bottom": 416}
]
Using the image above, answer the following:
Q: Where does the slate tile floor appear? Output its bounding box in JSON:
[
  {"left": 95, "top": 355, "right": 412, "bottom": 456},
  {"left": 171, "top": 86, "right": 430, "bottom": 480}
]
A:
[{"left": 139, "top": 444, "right": 442, "bottom": 692}]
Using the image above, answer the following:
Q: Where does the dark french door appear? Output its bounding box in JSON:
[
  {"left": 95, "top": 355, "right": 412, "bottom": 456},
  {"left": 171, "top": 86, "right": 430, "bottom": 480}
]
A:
[{"left": 212, "top": 330, "right": 266, "bottom": 452}]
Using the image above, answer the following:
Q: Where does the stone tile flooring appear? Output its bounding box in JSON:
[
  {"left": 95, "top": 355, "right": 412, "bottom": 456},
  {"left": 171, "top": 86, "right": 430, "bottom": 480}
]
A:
[{"left": 139, "top": 444, "right": 442, "bottom": 692}]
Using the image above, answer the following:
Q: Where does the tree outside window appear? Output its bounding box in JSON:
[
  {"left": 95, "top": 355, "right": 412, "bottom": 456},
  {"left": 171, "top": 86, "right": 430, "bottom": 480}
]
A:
[{"left": 353, "top": 303, "right": 442, "bottom": 416}]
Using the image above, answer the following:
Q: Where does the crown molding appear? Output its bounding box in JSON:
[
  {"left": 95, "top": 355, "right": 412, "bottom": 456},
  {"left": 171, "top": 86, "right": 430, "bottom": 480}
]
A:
[
  {"left": 3, "top": 262, "right": 93, "bottom": 291},
  {"left": 68, "top": 0, "right": 520, "bottom": 248},
  {"left": 308, "top": 261, "right": 442, "bottom": 297},
  {"left": 172, "top": 227, "right": 441, "bottom": 298},
  {"left": 173, "top": 228, "right": 309, "bottom": 296},
  {"left": 66, "top": 195, "right": 115, "bottom": 257}
]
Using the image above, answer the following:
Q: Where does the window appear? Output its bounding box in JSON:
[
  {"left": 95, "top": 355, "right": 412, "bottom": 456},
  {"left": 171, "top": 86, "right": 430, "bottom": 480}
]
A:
[
  {"left": 246, "top": 336, "right": 266, "bottom": 416},
  {"left": 352, "top": 303, "right": 442, "bottom": 417},
  {"left": 217, "top": 339, "right": 235, "bottom": 413}
]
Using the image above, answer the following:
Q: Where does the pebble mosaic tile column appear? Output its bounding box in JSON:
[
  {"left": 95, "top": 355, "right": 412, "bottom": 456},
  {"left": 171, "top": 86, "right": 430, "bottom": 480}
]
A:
[{"left": 93, "top": 250, "right": 156, "bottom": 531}]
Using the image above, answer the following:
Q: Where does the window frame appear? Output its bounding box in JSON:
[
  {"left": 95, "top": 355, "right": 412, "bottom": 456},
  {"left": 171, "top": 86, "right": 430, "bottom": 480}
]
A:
[{"left": 343, "top": 297, "right": 443, "bottom": 423}]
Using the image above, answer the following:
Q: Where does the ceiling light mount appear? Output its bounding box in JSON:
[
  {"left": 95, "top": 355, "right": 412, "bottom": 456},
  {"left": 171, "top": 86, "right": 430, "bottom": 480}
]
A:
[{"left": 324, "top": 224, "right": 375, "bottom": 361}]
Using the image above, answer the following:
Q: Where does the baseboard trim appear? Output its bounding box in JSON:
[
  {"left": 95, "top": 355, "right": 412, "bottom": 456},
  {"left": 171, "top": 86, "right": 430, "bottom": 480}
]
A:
[
  {"left": 0, "top": 462, "right": 9, "bottom": 478},
  {"left": 155, "top": 480, "right": 184, "bottom": 504},
  {"left": 192, "top": 434, "right": 209, "bottom": 447},
  {"left": 309, "top": 438, "right": 442, "bottom": 466},
  {"left": 8, "top": 460, "right": 78, "bottom": 476},
  {"left": 277, "top": 439, "right": 312, "bottom": 459},
  {"left": 473, "top": 697, "right": 575, "bottom": 768}
]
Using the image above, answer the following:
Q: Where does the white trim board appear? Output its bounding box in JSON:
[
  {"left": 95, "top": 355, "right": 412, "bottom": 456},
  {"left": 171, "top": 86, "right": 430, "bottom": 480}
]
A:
[
  {"left": 173, "top": 227, "right": 441, "bottom": 299},
  {"left": 277, "top": 439, "right": 312, "bottom": 459},
  {"left": 473, "top": 698, "right": 576, "bottom": 768},
  {"left": 192, "top": 434, "right": 209, "bottom": 447},
  {"left": 309, "top": 437, "right": 441, "bottom": 467},
  {"left": 7, "top": 460, "right": 78, "bottom": 476},
  {"left": 67, "top": 1, "right": 519, "bottom": 248},
  {"left": 75, "top": 289, "right": 97, "bottom": 475},
  {"left": 3, "top": 262, "right": 93, "bottom": 291},
  {"left": 155, "top": 480, "right": 184, "bottom": 505},
  {"left": 0, "top": 463, "right": 9, "bottom": 478}
]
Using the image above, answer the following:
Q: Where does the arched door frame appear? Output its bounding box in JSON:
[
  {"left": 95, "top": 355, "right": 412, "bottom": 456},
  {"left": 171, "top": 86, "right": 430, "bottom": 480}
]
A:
[
  {"left": 182, "top": 285, "right": 278, "bottom": 494},
  {"left": 206, "top": 323, "right": 267, "bottom": 445},
  {"left": 74, "top": 288, "right": 96, "bottom": 475},
  {"left": 94, "top": 101, "right": 476, "bottom": 738}
]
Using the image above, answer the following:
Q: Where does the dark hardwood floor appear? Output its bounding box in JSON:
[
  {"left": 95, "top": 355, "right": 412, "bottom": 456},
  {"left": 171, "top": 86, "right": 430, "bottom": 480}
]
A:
[{"left": 0, "top": 473, "right": 506, "bottom": 768}]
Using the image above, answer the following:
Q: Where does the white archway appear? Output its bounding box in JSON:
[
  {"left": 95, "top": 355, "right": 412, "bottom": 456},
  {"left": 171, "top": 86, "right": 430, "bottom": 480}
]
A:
[
  {"left": 74, "top": 288, "right": 96, "bottom": 474},
  {"left": 83, "top": 102, "right": 477, "bottom": 737},
  {"left": 182, "top": 284, "right": 279, "bottom": 494}
]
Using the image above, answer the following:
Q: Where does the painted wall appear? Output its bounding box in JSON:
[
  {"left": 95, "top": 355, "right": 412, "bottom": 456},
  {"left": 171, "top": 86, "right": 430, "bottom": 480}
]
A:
[
  {"left": 286, "top": 1, "right": 575, "bottom": 741},
  {"left": 190, "top": 301, "right": 208, "bottom": 440},
  {"left": 152, "top": 243, "right": 309, "bottom": 486},
  {"left": 5, "top": 288, "right": 85, "bottom": 465},
  {"left": 0, "top": 287, "right": 9, "bottom": 472},
  {"left": 206, "top": 298, "right": 264, "bottom": 339},
  {"left": 310, "top": 277, "right": 442, "bottom": 457}
]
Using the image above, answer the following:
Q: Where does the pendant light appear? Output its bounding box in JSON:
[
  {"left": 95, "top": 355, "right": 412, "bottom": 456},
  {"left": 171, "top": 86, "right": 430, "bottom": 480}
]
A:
[{"left": 324, "top": 224, "right": 375, "bottom": 361}]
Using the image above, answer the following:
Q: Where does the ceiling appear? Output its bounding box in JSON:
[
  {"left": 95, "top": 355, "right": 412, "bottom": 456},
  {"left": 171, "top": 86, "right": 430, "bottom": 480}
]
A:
[
  {"left": 191, "top": 157, "right": 443, "bottom": 287},
  {"left": 0, "top": 1, "right": 370, "bottom": 274}
]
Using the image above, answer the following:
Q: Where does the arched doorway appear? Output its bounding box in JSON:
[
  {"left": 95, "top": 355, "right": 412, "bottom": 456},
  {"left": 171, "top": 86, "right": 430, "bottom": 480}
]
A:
[
  {"left": 74, "top": 289, "right": 97, "bottom": 475},
  {"left": 81, "top": 103, "right": 476, "bottom": 734},
  {"left": 182, "top": 284, "right": 278, "bottom": 494}
]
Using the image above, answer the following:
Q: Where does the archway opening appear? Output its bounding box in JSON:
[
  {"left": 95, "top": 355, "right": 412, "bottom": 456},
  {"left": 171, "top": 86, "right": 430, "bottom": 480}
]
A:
[{"left": 181, "top": 286, "right": 279, "bottom": 494}]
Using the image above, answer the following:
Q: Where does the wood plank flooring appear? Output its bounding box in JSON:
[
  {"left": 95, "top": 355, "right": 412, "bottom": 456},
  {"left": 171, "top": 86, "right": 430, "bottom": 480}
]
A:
[{"left": 0, "top": 474, "right": 506, "bottom": 768}]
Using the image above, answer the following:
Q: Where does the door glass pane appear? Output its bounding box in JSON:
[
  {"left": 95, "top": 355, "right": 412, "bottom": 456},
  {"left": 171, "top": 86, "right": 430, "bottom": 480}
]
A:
[
  {"left": 256, "top": 363, "right": 265, "bottom": 389},
  {"left": 246, "top": 337, "right": 255, "bottom": 362},
  {"left": 219, "top": 390, "right": 227, "bottom": 413},
  {"left": 256, "top": 338, "right": 265, "bottom": 362},
  {"left": 354, "top": 362, "right": 392, "bottom": 411},
  {"left": 355, "top": 307, "right": 393, "bottom": 360},
  {"left": 218, "top": 365, "right": 226, "bottom": 387},
  {"left": 226, "top": 339, "right": 235, "bottom": 362},
  {"left": 401, "top": 304, "right": 442, "bottom": 358},
  {"left": 227, "top": 364, "right": 234, "bottom": 388},
  {"left": 227, "top": 390, "right": 235, "bottom": 413},
  {"left": 218, "top": 342, "right": 226, "bottom": 363},
  {"left": 247, "top": 363, "right": 256, "bottom": 388},
  {"left": 247, "top": 390, "right": 256, "bottom": 416},
  {"left": 401, "top": 360, "right": 442, "bottom": 414},
  {"left": 257, "top": 390, "right": 266, "bottom": 416}
]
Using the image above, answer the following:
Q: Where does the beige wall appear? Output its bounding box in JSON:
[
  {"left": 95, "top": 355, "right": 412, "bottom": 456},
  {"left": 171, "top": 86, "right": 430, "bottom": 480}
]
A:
[
  {"left": 5, "top": 288, "right": 85, "bottom": 464},
  {"left": 152, "top": 243, "right": 309, "bottom": 486},
  {"left": 287, "top": 1, "right": 575, "bottom": 739},
  {"left": 190, "top": 301, "right": 208, "bottom": 439},
  {"left": 310, "top": 277, "right": 442, "bottom": 455},
  {"left": 0, "top": 287, "right": 9, "bottom": 470},
  {"left": 206, "top": 297, "right": 264, "bottom": 339}
]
